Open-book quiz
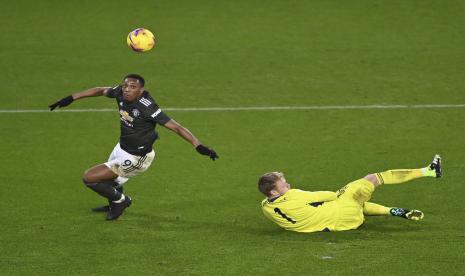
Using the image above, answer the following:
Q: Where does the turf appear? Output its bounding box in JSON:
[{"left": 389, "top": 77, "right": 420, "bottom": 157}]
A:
[{"left": 1, "top": 0, "right": 465, "bottom": 275}]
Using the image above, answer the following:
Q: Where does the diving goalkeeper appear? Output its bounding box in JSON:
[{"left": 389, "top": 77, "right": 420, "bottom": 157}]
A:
[{"left": 259, "top": 155, "right": 442, "bottom": 233}]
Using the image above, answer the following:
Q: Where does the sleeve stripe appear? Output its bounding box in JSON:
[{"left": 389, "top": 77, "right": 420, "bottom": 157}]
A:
[
  {"left": 139, "top": 98, "right": 152, "bottom": 107},
  {"left": 151, "top": 109, "right": 162, "bottom": 118}
]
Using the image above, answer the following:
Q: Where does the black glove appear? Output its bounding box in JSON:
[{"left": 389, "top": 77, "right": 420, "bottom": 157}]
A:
[
  {"left": 196, "top": 144, "right": 219, "bottom": 161},
  {"left": 49, "top": 95, "right": 74, "bottom": 111}
]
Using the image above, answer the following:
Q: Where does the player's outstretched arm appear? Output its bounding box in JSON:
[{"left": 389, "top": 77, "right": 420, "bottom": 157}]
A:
[
  {"left": 163, "top": 119, "right": 219, "bottom": 161},
  {"left": 48, "top": 87, "right": 111, "bottom": 111}
]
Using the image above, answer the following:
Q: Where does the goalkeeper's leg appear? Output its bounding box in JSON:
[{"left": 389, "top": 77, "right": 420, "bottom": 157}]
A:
[
  {"left": 336, "top": 154, "right": 441, "bottom": 204},
  {"left": 363, "top": 202, "right": 424, "bottom": 221},
  {"left": 345, "top": 155, "right": 441, "bottom": 217},
  {"left": 372, "top": 154, "right": 441, "bottom": 185}
]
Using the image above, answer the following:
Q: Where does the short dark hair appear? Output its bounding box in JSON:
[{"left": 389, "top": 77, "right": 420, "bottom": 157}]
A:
[
  {"left": 123, "top": 73, "right": 145, "bottom": 87},
  {"left": 258, "top": 172, "right": 284, "bottom": 197}
]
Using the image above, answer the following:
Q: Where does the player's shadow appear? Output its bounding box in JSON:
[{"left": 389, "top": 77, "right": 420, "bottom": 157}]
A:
[{"left": 124, "top": 211, "right": 423, "bottom": 241}]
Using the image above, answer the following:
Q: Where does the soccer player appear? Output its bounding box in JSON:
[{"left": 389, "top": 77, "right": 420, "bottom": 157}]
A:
[
  {"left": 49, "top": 74, "right": 218, "bottom": 220},
  {"left": 259, "top": 155, "right": 442, "bottom": 233}
]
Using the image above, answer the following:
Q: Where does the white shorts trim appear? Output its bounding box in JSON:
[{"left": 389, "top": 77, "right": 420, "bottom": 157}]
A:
[{"left": 104, "top": 143, "right": 155, "bottom": 179}]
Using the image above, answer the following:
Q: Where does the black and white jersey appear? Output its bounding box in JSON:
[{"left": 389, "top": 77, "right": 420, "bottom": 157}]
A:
[{"left": 106, "top": 85, "right": 171, "bottom": 156}]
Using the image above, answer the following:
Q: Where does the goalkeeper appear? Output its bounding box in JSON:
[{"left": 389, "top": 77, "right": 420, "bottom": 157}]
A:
[{"left": 259, "top": 155, "right": 442, "bottom": 233}]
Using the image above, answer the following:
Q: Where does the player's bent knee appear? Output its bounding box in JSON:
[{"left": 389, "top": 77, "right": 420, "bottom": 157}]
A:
[
  {"left": 82, "top": 174, "right": 94, "bottom": 185},
  {"left": 82, "top": 178, "right": 92, "bottom": 186},
  {"left": 363, "top": 174, "right": 380, "bottom": 187},
  {"left": 82, "top": 169, "right": 98, "bottom": 184},
  {"left": 83, "top": 164, "right": 118, "bottom": 184}
]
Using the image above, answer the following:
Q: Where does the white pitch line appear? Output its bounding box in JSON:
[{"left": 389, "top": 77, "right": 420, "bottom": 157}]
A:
[{"left": 1, "top": 104, "right": 465, "bottom": 113}]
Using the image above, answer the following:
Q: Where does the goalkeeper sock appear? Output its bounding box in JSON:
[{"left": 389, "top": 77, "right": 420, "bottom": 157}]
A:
[
  {"left": 421, "top": 166, "right": 437, "bottom": 177},
  {"left": 363, "top": 202, "right": 390, "bottom": 216},
  {"left": 375, "top": 168, "right": 432, "bottom": 185}
]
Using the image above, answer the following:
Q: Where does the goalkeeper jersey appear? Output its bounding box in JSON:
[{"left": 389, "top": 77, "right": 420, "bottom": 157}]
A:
[{"left": 261, "top": 189, "right": 339, "bottom": 233}]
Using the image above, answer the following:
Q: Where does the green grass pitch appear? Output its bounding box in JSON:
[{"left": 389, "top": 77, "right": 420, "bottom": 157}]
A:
[{"left": 1, "top": 0, "right": 465, "bottom": 275}]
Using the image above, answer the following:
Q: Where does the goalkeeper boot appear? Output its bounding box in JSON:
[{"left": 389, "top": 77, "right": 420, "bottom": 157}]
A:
[
  {"left": 106, "top": 196, "right": 132, "bottom": 220},
  {"left": 429, "top": 154, "right": 442, "bottom": 178},
  {"left": 390, "top": 207, "right": 424, "bottom": 221}
]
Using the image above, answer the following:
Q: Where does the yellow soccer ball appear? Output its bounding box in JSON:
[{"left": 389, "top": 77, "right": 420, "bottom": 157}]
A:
[{"left": 126, "top": 28, "right": 156, "bottom": 52}]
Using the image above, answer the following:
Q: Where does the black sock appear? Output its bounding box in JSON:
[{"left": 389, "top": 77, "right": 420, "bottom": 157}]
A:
[
  {"left": 83, "top": 180, "right": 122, "bottom": 202},
  {"left": 111, "top": 182, "right": 124, "bottom": 194}
]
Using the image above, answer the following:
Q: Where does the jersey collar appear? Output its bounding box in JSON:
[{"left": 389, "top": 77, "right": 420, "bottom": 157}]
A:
[{"left": 268, "top": 195, "right": 281, "bottom": 202}]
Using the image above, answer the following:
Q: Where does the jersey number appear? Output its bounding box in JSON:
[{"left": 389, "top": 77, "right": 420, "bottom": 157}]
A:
[{"left": 274, "top": 208, "right": 296, "bottom": 224}]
